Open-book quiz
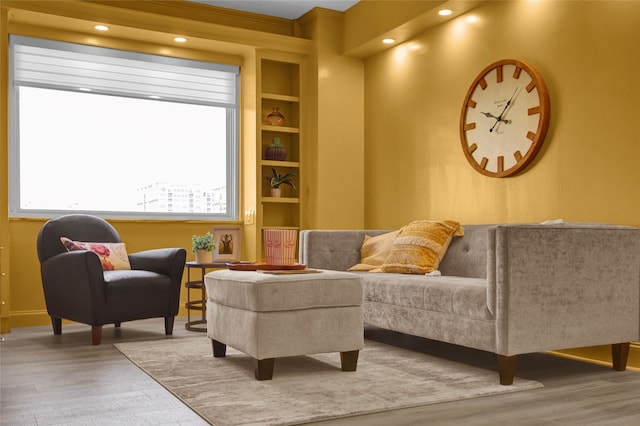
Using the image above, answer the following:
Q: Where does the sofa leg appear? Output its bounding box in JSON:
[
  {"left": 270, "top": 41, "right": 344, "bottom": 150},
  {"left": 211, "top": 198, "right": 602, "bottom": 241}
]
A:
[
  {"left": 164, "top": 316, "right": 175, "bottom": 335},
  {"left": 51, "top": 317, "right": 62, "bottom": 335},
  {"left": 91, "top": 325, "right": 103, "bottom": 345},
  {"left": 340, "top": 350, "right": 359, "bottom": 371},
  {"left": 255, "top": 358, "right": 275, "bottom": 380},
  {"left": 498, "top": 354, "right": 517, "bottom": 385},
  {"left": 212, "top": 339, "right": 227, "bottom": 357},
  {"left": 612, "top": 342, "right": 630, "bottom": 371}
]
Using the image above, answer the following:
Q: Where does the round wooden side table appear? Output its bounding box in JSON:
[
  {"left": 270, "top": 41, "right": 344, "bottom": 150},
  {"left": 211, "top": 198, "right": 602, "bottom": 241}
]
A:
[{"left": 184, "top": 261, "right": 225, "bottom": 332}]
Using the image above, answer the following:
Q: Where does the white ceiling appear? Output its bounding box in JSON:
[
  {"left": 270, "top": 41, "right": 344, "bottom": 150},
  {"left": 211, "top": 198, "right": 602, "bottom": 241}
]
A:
[{"left": 188, "top": 1, "right": 359, "bottom": 20}]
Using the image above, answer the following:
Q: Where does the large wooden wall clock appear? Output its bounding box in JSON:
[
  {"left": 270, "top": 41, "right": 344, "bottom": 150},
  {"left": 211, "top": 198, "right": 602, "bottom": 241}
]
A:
[{"left": 460, "top": 59, "right": 550, "bottom": 177}]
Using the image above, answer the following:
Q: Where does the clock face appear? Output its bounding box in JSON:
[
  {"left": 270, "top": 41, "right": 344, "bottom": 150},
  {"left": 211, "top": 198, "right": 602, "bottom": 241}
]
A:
[{"left": 460, "top": 59, "right": 550, "bottom": 177}]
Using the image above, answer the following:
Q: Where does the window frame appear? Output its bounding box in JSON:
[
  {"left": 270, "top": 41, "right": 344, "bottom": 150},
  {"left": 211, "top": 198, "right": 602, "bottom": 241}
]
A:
[{"left": 8, "top": 35, "right": 240, "bottom": 221}]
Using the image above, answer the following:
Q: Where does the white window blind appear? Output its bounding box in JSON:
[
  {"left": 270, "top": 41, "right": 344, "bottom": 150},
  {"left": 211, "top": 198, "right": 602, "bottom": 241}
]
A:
[
  {"left": 9, "top": 35, "right": 240, "bottom": 221},
  {"left": 11, "top": 35, "right": 238, "bottom": 106}
]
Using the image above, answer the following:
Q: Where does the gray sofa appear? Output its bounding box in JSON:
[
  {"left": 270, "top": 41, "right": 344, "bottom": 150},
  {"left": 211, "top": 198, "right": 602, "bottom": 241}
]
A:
[{"left": 299, "top": 224, "right": 640, "bottom": 384}]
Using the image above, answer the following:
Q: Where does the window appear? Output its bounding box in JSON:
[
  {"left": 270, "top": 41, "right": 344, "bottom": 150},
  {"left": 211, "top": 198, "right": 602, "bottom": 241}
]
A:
[{"left": 9, "top": 35, "right": 239, "bottom": 220}]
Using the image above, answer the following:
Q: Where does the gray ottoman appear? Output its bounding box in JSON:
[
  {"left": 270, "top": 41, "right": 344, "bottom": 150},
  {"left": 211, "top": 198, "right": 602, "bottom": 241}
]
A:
[{"left": 204, "top": 269, "right": 364, "bottom": 380}]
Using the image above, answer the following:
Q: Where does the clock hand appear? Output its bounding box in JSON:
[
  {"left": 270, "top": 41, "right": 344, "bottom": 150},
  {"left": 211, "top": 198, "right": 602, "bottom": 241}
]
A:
[
  {"left": 490, "top": 87, "right": 519, "bottom": 132},
  {"left": 481, "top": 111, "right": 511, "bottom": 124}
]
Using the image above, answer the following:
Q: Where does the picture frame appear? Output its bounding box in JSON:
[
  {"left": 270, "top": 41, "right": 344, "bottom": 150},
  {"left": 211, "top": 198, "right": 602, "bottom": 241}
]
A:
[{"left": 211, "top": 226, "right": 242, "bottom": 262}]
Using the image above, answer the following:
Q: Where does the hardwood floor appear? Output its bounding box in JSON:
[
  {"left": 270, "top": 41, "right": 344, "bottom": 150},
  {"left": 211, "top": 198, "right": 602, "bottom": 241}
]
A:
[
  {"left": 1, "top": 318, "right": 207, "bottom": 425},
  {"left": 2, "top": 318, "right": 640, "bottom": 425}
]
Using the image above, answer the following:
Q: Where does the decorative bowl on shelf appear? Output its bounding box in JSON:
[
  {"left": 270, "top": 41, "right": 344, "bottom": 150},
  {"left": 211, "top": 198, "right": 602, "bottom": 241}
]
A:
[
  {"left": 265, "top": 137, "right": 287, "bottom": 161},
  {"left": 266, "top": 107, "right": 285, "bottom": 126}
]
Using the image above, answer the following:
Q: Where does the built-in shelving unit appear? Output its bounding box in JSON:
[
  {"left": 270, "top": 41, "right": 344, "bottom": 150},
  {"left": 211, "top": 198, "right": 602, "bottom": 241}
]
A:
[{"left": 256, "top": 52, "right": 305, "bottom": 259}]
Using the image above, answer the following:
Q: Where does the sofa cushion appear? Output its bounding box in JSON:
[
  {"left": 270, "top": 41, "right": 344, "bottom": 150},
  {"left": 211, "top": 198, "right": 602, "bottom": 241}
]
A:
[
  {"left": 438, "top": 224, "right": 492, "bottom": 279},
  {"left": 359, "top": 272, "right": 492, "bottom": 321},
  {"left": 348, "top": 229, "right": 401, "bottom": 271},
  {"left": 381, "top": 220, "right": 464, "bottom": 274}
]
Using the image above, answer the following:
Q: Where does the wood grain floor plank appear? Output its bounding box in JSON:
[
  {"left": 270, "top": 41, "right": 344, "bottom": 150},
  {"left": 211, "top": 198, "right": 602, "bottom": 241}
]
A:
[{"left": 2, "top": 318, "right": 640, "bottom": 425}]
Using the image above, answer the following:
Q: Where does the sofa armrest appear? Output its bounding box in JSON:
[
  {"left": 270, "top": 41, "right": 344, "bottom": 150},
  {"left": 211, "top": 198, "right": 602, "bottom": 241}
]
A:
[
  {"left": 492, "top": 224, "right": 640, "bottom": 356},
  {"left": 299, "top": 230, "right": 389, "bottom": 270}
]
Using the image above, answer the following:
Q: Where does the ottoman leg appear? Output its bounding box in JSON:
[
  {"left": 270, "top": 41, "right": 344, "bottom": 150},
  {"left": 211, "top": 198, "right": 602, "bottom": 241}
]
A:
[
  {"left": 340, "top": 350, "right": 359, "bottom": 372},
  {"left": 212, "top": 339, "right": 227, "bottom": 357},
  {"left": 255, "top": 358, "right": 275, "bottom": 380}
]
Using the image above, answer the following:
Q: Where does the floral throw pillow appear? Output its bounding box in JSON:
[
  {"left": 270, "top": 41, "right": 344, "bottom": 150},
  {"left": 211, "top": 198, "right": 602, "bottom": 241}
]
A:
[
  {"left": 380, "top": 220, "right": 464, "bottom": 275},
  {"left": 60, "top": 237, "right": 131, "bottom": 271}
]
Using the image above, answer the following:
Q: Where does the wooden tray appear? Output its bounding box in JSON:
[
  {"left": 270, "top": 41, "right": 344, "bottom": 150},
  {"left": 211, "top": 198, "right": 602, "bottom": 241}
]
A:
[{"left": 226, "top": 262, "right": 307, "bottom": 271}]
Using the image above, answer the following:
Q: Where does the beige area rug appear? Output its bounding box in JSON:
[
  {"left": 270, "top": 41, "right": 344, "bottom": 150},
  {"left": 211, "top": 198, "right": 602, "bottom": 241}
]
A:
[{"left": 115, "top": 337, "right": 542, "bottom": 426}]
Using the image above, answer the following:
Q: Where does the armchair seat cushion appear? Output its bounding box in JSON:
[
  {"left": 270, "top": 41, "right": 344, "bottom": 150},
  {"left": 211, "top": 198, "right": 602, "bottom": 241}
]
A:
[
  {"left": 103, "top": 270, "right": 173, "bottom": 321},
  {"left": 103, "top": 269, "right": 172, "bottom": 286}
]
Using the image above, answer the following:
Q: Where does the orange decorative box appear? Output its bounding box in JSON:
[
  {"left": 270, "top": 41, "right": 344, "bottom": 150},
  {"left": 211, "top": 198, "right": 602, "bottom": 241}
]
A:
[{"left": 263, "top": 229, "right": 297, "bottom": 265}]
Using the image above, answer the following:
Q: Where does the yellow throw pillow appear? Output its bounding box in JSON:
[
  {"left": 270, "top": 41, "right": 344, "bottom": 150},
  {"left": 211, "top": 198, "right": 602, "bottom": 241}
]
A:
[
  {"left": 348, "top": 230, "right": 401, "bottom": 271},
  {"left": 60, "top": 237, "right": 132, "bottom": 271},
  {"left": 380, "top": 220, "right": 464, "bottom": 275}
]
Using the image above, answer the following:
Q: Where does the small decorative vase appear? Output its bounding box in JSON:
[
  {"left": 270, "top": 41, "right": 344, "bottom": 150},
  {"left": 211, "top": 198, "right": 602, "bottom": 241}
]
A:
[
  {"left": 266, "top": 107, "right": 285, "bottom": 126},
  {"left": 195, "top": 249, "right": 213, "bottom": 264},
  {"left": 270, "top": 187, "right": 281, "bottom": 198},
  {"left": 265, "top": 138, "right": 287, "bottom": 161}
]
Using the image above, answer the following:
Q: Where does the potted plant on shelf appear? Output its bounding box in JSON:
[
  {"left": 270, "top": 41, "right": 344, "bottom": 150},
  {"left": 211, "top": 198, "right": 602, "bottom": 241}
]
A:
[
  {"left": 192, "top": 231, "right": 215, "bottom": 264},
  {"left": 266, "top": 167, "right": 297, "bottom": 198}
]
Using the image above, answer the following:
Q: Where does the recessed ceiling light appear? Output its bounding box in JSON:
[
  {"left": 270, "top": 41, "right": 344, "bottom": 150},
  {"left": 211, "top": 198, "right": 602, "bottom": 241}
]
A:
[
  {"left": 174, "top": 37, "right": 187, "bottom": 43},
  {"left": 438, "top": 9, "right": 453, "bottom": 16},
  {"left": 382, "top": 38, "right": 395, "bottom": 44},
  {"left": 94, "top": 25, "right": 109, "bottom": 31},
  {"left": 78, "top": 88, "right": 91, "bottom": 92}
]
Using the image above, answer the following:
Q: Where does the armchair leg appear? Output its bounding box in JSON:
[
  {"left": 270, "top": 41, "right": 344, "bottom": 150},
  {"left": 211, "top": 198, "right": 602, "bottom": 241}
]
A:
[
  {"left": 91, "top": 325, "right": 103, "bottom": 345},
  {"left": 51, "top": 317, "right": 62, "bottom": 335},
  {"left": 612, "top": 342, "right": 630, "bottom": 371},
  {"left": 164, "top": 316, "right": 175, "bottom": 335}
]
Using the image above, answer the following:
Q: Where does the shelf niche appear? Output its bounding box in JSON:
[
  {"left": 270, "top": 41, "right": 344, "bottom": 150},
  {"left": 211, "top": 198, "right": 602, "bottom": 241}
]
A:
[{"left": 255, "top": 54, "right": 305, "bottom": 261}]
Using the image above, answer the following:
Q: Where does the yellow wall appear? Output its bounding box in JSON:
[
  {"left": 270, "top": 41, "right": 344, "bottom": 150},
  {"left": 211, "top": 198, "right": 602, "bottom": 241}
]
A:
[
  {"left": 298, "top": 9, "right": 366, "bottom": 229},
  {"left": 363, "top": 0, "right": 640, "bottom": 229},
  {"left": 2, "top": 0, "right": 640, "bottom": 335}
]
